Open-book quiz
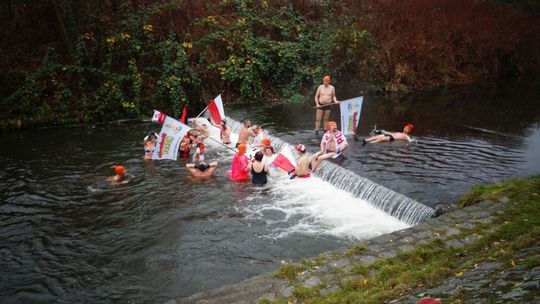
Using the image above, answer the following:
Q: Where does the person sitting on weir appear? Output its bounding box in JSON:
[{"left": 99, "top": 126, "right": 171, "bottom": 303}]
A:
[
  {"left": 363, "top": 123, "right": 414, "bottom": 144},
  {"left": 289, "top": 144, "right": 311, "bottom": 179},
  {"left": 310, "top": 121, "right": 348, "bottom": 172}
]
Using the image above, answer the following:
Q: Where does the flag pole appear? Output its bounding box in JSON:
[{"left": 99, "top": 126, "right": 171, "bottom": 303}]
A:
[
  {"left": 195, "top": 105, "right": 209, "bottom": 118},
  {"left": 205, "top": 136, "right": 237, "bottom": 153}
]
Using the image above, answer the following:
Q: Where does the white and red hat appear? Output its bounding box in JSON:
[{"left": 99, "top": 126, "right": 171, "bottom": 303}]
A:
[{"left": 294, "top": 144, "right": 306, "bottom": 152}]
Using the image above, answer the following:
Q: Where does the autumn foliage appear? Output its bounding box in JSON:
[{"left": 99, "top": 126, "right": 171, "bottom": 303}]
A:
[{"left": 0, "top": 0, "right": 538, "bottom": 127}]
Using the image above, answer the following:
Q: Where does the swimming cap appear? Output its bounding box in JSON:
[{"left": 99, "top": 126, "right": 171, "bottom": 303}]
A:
[
  {"left": 323, "top": 75, "right": 331, "bottom": 82},
  {"left": 112, "top": 165, "right": 125, "bottom": 176},
  {"left": 295, "top": 144, "right": 306, "bottom": 152},
  {"left": 405, "top": 123, "right": 414, "bottom": 131},
  {"left": 262, "top": 138, "right": 271, "bottom": 147},
  {"left": 237, "top": 144, "right": 247, "bottom": 155},
  {"left": 327, "top": 121, "right": 337, "bottom": 131}
]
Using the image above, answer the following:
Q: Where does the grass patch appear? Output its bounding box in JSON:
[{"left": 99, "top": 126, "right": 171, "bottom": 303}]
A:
[
  {"left": 275, "top": 263, "right": 305, "bottom": 280},
  {"left": 282, "top": 175, "right": 540, "bottom": 303},
  {"left": 345, "top": 243, "right": 368, "bottom": 256}
]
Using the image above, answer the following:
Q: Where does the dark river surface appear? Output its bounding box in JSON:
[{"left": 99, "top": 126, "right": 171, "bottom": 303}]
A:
[{"left": 1, "top": 79, "right": 539, "bottom": 303}]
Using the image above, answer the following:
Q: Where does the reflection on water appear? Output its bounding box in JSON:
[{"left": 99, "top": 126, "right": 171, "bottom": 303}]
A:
[{"left": 1, "top": 79, "right": 540, "bottom": 303}]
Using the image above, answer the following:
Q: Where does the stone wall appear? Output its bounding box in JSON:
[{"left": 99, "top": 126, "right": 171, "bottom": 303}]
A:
[{"left": 166, "top": 198, "right": 539, "bottom": 304}]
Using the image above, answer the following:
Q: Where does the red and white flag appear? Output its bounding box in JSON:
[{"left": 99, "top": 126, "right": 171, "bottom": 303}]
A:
[
  {"left": 152, "top": 110, "right": 167, "bottom": 125},
  {"left": 208, "top": 94, "right": 225, "bottom": 125},
  {"left": 272, "top": 146, "right": 297, "bottom": 173}
]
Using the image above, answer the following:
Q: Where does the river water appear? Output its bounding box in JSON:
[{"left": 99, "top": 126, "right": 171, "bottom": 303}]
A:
[{"left": 1, "top": 80, "right": 539, "bottom": 303}]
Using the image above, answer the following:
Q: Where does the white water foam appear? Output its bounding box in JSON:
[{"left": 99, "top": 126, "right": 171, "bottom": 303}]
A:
[
  {"left": 241, "top": 175, "right": 409, "bottom": 240},
  {"left": 193, "top": 117, "right": 409, "bottom": 240}
]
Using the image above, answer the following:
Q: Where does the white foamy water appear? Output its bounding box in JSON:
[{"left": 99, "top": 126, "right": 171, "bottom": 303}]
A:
[
  {"left": 241, "top": 175, "right": 409, "bottom": 240},
  {"left": 195, "top": 117, "right": 410, "bottom": 241}
]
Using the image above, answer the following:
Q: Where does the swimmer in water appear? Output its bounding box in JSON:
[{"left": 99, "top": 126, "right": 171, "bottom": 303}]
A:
[
  {"left": 107, "top": 165, "right": 129, "bottom": 185},
  {"left": 363, "top": 123, "right": 414, "bottom": 144},
  {"left": 186, "top": 161, "right": 218, "bottom": 179},
  {"left": 192, "top": 143, "right": 206, "bottom": 163},
  {"left": 248, "top": 151, "right": 269, "bottom": 186},
  {"left": 144, "top": 132, "right": 158, "bottom": 160},
  {"left": 230, "top": 143, "right": 250, "bottom": 182}
]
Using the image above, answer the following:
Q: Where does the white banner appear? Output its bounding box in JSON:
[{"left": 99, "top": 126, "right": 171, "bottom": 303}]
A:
[
  {"left": 153, "top": 115, "right": 190, "bottom": 160},
  {"left": 339, "top": 96, "right": 363, "bottom": 136}
]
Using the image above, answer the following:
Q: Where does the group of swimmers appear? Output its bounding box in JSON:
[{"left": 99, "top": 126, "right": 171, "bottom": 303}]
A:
[
  {"left": 109, "top": 74, "right": 415, "bottom": 185},
  {"left": 109, "top": 115, "right": 414, "bottom": 186}
]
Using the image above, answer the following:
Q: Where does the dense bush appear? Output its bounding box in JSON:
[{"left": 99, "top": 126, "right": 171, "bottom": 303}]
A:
[{"left": 0, "top": 0, "right": 538, "bottom": 127}]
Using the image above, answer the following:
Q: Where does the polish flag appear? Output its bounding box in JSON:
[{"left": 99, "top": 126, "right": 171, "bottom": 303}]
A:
[
  {"left": 180, "top": 105, "right": 187, "bottom": 124},
  {"left": 272, "top": 146, "right": 297, "bottom": 173},
  {"left": 152, "top": 110, "right": 167, "bottom": 124},
  {"left": 208, "top": 94, "right": 225, "bottom": 125}
]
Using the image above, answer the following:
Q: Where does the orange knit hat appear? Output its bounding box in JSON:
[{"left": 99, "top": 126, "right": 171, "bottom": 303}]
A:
[
  {"left": 327, "top": 121, "right": 337, "bottom": 131},
  {"left": 112, "top": 165, "right": 125, "bottom": 176},
  {"left": 237, "top": 143, "right": 247, "bottom": 155}
]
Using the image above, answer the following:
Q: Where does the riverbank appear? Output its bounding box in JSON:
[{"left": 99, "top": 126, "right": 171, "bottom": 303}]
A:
[{"left": 169, "top": 175, "right": 540, "bottom": 303}]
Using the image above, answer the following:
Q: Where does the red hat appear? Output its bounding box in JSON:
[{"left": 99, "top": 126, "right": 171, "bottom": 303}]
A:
[
  {"left": 405, "top": 123, "right": 414, "bottom": 130},
  {"left": 295, "top": 144, "right": 306, "bottom": 152},
  {"left": 112, "top": 165, "right": 125, "bottom": 176},
  {"left": 262, "top": 138, "right": 271, "bottom": 147}
]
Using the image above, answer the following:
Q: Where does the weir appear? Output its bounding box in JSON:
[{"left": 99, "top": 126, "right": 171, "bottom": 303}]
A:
[{"left": 212, "top": 116, "right": 434, "bottom": 225}]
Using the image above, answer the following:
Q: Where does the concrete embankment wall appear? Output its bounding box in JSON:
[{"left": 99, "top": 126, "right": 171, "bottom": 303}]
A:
[{"left": 166, "top": 197, "right": 538, "bottom": 304}]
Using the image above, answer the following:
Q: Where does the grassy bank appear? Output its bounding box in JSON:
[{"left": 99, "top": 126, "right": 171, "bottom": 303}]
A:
[{"left": 269, "top": 175, "right": 540, "bottom": 303}]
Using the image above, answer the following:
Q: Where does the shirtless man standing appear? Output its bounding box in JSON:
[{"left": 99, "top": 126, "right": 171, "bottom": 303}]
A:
[
  {"left": 314, "top": 75, "right": 339, "bottom": 135},
  {"left": 237, "top": 119, "right": 256, "bottom": 147},
  {"left": 310, "top": 121, "right": 348, "bottom": 172},
  {"left": 363, "top": 124, "right": 414, "bottom": 144}
]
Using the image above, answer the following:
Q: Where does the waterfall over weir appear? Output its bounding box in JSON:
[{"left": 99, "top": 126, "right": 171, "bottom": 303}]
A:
[
  {"left": 213, "top": 116, "right": 435, "bottom": 226},
  {"left": 315, "top": 162, "right": 435, "bottom": 225}
]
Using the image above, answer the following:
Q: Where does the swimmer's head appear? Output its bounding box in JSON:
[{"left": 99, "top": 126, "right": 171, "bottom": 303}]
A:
[
  {"left": 237, "top": 144, "right": 247, "bottom": 155},
  {"left": 197, "top": 163, "right": 208, "bottom": 171},
  {"left": 111, "top": 165, "right": 125, "bottom": 176},
  {"left": 264, "top": 146, "right": 274, "bottom": 155},
  {"left": 254, "top": 151, "right": 264, "bottom": 162},
  {"left": 262, "top": 137, "right": 271, "bottom": 147},
  {"left": 196, "top": 143, "right": 206, "bottom": 153},
  {"left": 251, "top": 125, "right": 260, "bottom": 132},
  {"left": 243, "top": 118, "right": 250, "bottom": 127},
  {"left": 327, "top": 121, "right": 337, "bottom": 131},
  {"left": 144, "top": 132, "right": 158, "bottom": 142},
  {"left": 323, "top": 75, "right": 331, "bottom": 84},
  {"left": 295, "top": 144, "right": 306, "bottom": 153},
  {"left": 221, "top": 119, "right": 227, "bottom": 126},
  {"left": 404, "top": 123, "right": 414, "bottom": 133}
]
